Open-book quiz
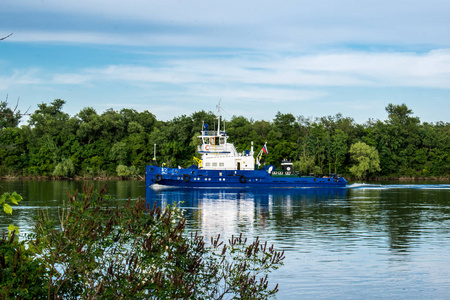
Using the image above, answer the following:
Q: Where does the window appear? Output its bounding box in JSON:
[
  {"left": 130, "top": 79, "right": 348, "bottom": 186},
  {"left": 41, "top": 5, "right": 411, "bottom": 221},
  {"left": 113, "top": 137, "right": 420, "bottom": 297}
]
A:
[
  {"left": 205, "top": 162, "right": 211, "bottom": 166},
  {"left": 212, "top": 162, "right": 217, "bottom": 167},
  {"left": 219, "top": 162, "right": 225, "bottom": 167}
]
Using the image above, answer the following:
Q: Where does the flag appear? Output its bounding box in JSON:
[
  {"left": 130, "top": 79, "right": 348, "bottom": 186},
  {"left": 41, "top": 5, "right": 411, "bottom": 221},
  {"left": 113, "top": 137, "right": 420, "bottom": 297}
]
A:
[{"left": 262, "top": 145, "right": 268, "bottom": 154}]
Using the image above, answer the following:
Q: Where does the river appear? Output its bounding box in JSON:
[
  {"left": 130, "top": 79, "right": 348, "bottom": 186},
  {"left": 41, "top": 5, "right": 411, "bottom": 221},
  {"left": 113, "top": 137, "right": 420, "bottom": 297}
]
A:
[{"left": 1, "top": 180, "right": 450, "bottom": 299}]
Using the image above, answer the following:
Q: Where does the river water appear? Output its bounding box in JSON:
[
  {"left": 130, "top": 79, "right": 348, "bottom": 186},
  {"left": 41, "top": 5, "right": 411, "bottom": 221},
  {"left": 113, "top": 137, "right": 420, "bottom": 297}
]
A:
[{"left": 1, "top": 180, "right": 450, "bottom": 299}]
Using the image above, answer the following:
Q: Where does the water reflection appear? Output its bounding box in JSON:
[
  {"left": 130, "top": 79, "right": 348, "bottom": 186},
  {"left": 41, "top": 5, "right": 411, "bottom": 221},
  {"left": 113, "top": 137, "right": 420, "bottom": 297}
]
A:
[
  {"left": 146, "top": 187, "right": 348, "bottom": 237},
  {"left": 146, "top": 186, "right": 450, "bottom": 257},
  {"left": 0, "top": 180, "right": 146, "bottom": 233},
  {"left": 2, "top": 182, "right": 450, "bottom": 299},
  {"left": 146, "top": 187, "right": 348, "bottom": 207}
]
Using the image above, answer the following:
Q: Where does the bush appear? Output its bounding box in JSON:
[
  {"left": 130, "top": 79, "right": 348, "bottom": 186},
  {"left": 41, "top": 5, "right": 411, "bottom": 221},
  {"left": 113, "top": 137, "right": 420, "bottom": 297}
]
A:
[
  {"left": 116, "top": 164, "right": 138, "bottom": 178},
  {"left": 5, "top": 184, "right": 284, "bottom": 299},
  {"left": 53, "top": 158, "right": 75, "bottom": 178},
  {"left": 0, "top": 232, "right": 48, "bottom": 299}
]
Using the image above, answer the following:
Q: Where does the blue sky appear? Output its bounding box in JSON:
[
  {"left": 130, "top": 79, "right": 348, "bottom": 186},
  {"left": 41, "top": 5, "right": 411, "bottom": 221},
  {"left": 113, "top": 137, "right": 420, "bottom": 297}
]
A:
[{"left": 1, "top": 0, "right": 450, "bottom": 124}]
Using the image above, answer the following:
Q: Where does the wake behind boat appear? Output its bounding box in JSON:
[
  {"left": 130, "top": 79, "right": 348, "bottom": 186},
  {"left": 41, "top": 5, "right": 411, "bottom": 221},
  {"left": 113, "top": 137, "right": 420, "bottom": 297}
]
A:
[{"left": 146, "top": 103, "right": 347, "bottom": 188}]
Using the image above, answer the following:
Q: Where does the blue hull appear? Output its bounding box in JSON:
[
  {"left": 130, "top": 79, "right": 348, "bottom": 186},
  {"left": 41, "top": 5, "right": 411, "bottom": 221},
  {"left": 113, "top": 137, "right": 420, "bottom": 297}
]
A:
[{"left": 146, "top": 166, "right": 347, "bottom": 188}]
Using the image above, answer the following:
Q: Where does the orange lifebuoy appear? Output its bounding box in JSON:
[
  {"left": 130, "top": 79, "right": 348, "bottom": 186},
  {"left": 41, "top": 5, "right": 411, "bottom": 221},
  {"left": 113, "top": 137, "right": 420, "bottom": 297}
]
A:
[{"left": 205, "top": 145, "right": 210, "bottom": 151}]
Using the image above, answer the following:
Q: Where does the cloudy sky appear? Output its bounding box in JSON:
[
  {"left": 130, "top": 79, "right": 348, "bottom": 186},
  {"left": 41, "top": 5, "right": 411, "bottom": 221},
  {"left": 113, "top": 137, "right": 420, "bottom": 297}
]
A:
[{"left": 1, "top": 0, "right": 450, "bottom": 124}]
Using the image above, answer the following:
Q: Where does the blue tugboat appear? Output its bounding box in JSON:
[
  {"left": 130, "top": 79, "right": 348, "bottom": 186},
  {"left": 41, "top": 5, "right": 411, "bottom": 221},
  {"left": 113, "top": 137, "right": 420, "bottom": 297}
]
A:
[{"left": 146, "top": 103, "right": 347, "bottom": 189}]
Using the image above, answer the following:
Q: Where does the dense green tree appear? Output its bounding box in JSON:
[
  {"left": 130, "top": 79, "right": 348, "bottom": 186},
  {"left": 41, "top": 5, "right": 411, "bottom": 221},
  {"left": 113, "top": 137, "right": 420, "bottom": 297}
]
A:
[
  {"left": 330, "top": 129, "right": 348, "bottom": 174},
  {"left": 110, "top": 141, "right": 128, "bottom": 165},
  {"left": 0, "top": 99, "right": 448, "bottom": 179},
  {"left": 308, "top": 123, "right": 330, "bottom": 173},
  {"left": 273, "top": 112, "right": 296, "bottom": 139},
  {"left": 0, "top": 127, "right": 28, "bottom": 175},
  {"left": 227, "top": 116, "right": 254, "bottom": 153},
  {"left": 349, "top": 141, "right": 381, "bottom": 179},
  {"left": 0, "top": 99, "right": 21, "bottom": 129},
  {"left": 293, "top": 155, "right": 315, "bottom": 174},
  {"left": 29, "top": 99, "right": 69, "bottom": 137},
  {"left": 76, "top": 107, "right": 102, "bottom": 145},
  {"left": 27, "top": 100, "right": 72, "bottom": 175},
  {"left": 377, "top": 103, "right": 421, "bottom": 176}
]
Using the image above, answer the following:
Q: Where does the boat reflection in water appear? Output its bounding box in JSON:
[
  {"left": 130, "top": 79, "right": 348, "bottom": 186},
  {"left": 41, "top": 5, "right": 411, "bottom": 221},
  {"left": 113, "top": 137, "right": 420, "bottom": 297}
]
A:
[{"left": 145, "top": 187, "right": 348, "bottom": 238}]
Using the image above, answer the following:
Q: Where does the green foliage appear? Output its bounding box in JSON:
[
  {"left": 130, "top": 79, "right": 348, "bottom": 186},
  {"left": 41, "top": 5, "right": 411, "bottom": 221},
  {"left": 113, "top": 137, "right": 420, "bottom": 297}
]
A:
[
  {"left": 293, "top": 155, "right": 315, "bottom": 174},
  {"left": 0, "top": 232, "right": 48, "bottom": 299},
  {"left": 0, "top": 99, "right": 22, "bottom": 129},
  {"left": 53, "top": 158, "right": 75, "bottom": 178},
  {"left": 1, "top": 191, "right": 22, "bottom": 215},
  {"left": 330, "top": 129, "right": 348, "bottom": 174},
  {"left": 110, "top": 141, "right": 128, "bottom": 164},
  {"left": 0, "top": 99, "right": 449, "bottom": 178},
  {"left": 1, "top": 191, "right": 23, "bottom": 238},
  {"left": 349, "top": 141, "right": 381, "bottom": 179},
  {"left": 22, "top": 185, "right": 284, "bottom": 299},
  {"left": 116, "top": 164, "right": 138, "bottom": 178}
]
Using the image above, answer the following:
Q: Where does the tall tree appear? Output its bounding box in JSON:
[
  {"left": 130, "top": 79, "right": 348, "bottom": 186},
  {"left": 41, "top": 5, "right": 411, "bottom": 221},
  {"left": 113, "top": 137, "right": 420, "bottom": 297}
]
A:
[
  {"left": 349, "top": 141, "right": 381, "bottom": 179},
  {"left": 330, "top": 129, "right": 348, "bottom": 174},
  {"left": 0, "top": 98, "right": 22, "bottom": 129},
  {"left": 378, "top": 103, "right": 420, "bottom": 175}
]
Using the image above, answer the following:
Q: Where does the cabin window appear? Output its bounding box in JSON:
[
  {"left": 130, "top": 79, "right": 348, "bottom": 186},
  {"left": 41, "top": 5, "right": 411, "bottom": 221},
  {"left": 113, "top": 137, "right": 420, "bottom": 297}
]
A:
[
  {"left": 212, "top": 162, "right": 217, "bottom": 167},
  {"left": 219, "top": 162, "right": 224, "bottom": 167},
  {"left": 205, "top": 162, "right": 211, "bottom": 166},
  {"left": 203, "top": 137, "right": 210, "bottom": 144}
]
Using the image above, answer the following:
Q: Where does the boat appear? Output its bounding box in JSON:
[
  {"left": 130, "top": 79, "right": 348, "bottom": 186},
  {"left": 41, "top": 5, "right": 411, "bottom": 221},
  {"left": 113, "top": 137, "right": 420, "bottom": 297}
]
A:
[{"left": 145, "top": 103, "right": 347, "bottom": 188}]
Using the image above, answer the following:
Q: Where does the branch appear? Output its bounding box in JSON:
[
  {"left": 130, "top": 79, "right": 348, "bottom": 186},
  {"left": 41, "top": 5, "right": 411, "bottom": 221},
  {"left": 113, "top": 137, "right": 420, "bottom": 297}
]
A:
[
  {"left": 0, "top": 33, "right": 13, "bottom": 41},
  {"left": 1, "top": 95, "right": 31, "bottom": 116}
]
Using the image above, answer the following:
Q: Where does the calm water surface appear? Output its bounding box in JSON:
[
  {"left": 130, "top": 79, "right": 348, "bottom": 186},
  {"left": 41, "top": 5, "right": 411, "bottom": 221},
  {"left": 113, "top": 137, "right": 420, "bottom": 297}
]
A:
[{"left": 1, "top": 180, "right": 450, "bottom": 299}]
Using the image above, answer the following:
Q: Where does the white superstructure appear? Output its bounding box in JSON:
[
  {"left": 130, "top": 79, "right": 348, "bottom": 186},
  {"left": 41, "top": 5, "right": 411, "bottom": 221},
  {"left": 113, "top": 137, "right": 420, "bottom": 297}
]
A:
[{"left": 196, "top": 102, "right": 255, "bottom": 171}]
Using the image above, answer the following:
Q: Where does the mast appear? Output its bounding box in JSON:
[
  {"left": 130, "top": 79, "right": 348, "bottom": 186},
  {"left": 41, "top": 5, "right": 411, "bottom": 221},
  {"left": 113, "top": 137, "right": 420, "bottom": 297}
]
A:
[{"left": 217, "top": 100, "right": 221, "bottom": 135}]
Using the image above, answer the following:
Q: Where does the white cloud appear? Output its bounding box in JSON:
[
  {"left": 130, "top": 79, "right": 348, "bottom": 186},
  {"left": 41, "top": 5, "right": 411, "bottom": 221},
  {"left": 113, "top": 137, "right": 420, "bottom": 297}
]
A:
[
  {"left": 41, "top": 49, "right": 450, "bottom": 90},
  {"left": 0, "top": 69, "right": 43, "bottom": 90}
]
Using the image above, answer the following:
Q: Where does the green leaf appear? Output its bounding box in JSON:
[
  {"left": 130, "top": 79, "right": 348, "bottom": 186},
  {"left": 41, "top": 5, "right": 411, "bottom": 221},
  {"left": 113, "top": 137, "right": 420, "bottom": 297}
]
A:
[
  {"left": 11, "top": 191, "right": 23, "bottom": 204},
  {"left": 11, "top": 195, "right": 22, "bottom": 205},
  {"left": 8, "top": 224, "right": 19, "bottom": 234},
  {"left": 3, "top": 203, "right": 13, "bottom": 214}
]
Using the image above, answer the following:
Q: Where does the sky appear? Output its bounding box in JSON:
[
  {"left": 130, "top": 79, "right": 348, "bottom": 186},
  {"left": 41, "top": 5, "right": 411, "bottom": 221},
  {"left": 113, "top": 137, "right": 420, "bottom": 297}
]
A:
[{"left": 1, "top": 0, "right": 450, "bottom": 124}]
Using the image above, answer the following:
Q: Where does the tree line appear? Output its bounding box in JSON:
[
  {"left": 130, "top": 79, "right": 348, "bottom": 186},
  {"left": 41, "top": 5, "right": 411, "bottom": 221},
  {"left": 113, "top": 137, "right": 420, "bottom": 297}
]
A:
[{"left": 0, "top": 99, "right": 449, "bottom": 179}]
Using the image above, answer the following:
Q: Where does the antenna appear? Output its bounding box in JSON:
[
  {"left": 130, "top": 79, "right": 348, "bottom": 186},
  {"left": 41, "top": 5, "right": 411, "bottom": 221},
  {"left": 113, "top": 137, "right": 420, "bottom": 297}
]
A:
[{"left": 217, "top": 99, "right": 221, "bottom": 135}]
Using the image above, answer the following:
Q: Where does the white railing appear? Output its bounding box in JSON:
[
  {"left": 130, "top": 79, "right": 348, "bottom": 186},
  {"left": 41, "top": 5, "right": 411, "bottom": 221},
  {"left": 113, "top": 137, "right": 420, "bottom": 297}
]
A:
[{"left": 200, "top": 130, "right": 219, "bottom": 136}]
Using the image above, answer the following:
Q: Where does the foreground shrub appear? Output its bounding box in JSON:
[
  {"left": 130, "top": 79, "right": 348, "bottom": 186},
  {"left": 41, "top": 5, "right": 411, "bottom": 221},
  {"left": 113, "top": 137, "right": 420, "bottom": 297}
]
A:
[
  {"left": 0, "top": 231, "right": 48, "bottom": 299},
  {"left": 3, "top": 184, "right": 284, "bottom": 299}
]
